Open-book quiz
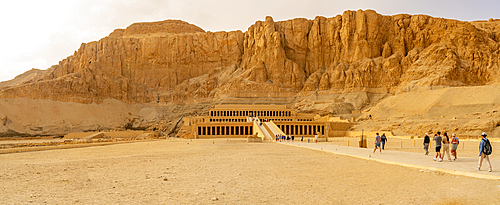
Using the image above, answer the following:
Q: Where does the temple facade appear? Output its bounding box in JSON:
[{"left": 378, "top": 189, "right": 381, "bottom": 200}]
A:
[{"left": 177, "top": 105, "right": 353, "bottom": 140}]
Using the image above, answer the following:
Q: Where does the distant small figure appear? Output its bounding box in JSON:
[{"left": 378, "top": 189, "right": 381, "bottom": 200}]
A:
[
  {"left": 314, "top": 134, "right": 318, "bottom": 143},
  {"left": 373, "top": 133, "right": 381, "bottom": 153},
  {"left": 276, "top": 134, "right": 279, "bottom": 142},
  {"left": 433, "top": 132, "right": 442, "bottom": 162},
  {"left": 442, "top": 133, "right": 452, "bottom": 162},
  {"left": 381, "top": 133, "right": 387, "bottom": 150},
  {"left": 291, "top": 135, "right": 295, "bottom": 142},
  {"left": 477, "top": 132, "right": 492, "bottom": 172},
  {"left": 301, "top": 135, "right": 303, "bottom": 142},
  {"left": 287, "top": 135, "right": 291, "bottom": 142},
  {"left": 423, "top": 133, "right": 430, "bottom": 155},
  {"left": 450, "top": 133, "right": 459, "bottom": 160}
]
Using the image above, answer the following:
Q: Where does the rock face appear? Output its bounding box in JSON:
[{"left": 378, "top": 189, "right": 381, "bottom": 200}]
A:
[
  {"left": 0, "top": 69, "right": 46, "bottom": 92},
  {"left": 0, "top": 20, "right": 244, "bottom": 103},
  {"left": 2, "top": 10, "right": 500, "bottom": 104},
  {"left": 2, "top": 10, "right": 500, "bottom": 137}
]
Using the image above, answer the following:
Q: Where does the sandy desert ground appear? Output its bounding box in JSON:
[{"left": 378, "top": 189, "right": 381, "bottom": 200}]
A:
[{"left": 0, "top": 138, "right": 499, "bottom": 204}]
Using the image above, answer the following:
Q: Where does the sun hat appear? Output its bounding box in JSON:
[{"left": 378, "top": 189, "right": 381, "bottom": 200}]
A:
[{"left": 481, "top": 132, "right": 487, "bottom": 136}]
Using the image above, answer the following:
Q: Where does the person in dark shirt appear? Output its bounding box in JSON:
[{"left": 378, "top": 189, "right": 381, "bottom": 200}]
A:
[
  {"left": 423, "top": 133, "right": 430, "bottom": 155},
  {"left": 381, "top": 133, "right": 387, "bottom": 150}
]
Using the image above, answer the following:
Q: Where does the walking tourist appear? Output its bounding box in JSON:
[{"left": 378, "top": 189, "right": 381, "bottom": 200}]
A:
[
  {"left": 301, "top": 135, "right": 303, "bottom": 142},
  {"left": 314, "top": 134, "right": 318, "bottom": 143},
  {"left": 441, "top": 133, "right": 452, "bottom": 162},
  {"left": 477, "top": 132, "right": 492, "bottom": 172},
  {"left": 423, "top": 133, "right": 430, "bottom": 155},
  {"left": 291, "top": 135, "right": 295, "bottom": 142},
  {"left": 373, "top": 133, "right": 382, "bottom": 153},
  {"left": 450, "top": 133, "right": 459, "bottom": 160},
  {"left": 381, "top": 133, "right": 387, "bottom": 150},
  {"left": 433, "top": 132, "right": 442, "bottom": 161}
]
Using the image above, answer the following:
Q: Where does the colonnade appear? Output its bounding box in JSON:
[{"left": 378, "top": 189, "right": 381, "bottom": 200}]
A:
[
  {"left": 197, "top": 125, "right": 253, "bottom": 136},
  {"left": 189, "top": 118, "right": 206, "bottom": 124},
  {"left": 209, "top": 118, "right": 294, "bottom": 122},
  {"left": 266, "top": 119, "right": 292, "bottom": 122},
  {"left": 277, "top": 124, "right": 325, "bottom": 136},
  {"left": 210, "top": 118, "right": 246, "bottom": 122},
  {"left": 210, "top": 110, "right": 292, "bottom": 117}
]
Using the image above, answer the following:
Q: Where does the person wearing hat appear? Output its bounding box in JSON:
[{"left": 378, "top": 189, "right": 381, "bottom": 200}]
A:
[
  {"left": 477, "top": 132, "right": 492, "bottom": 172},
  {"left": 423, "top": 133, "right": 430, "bottom": 155}
]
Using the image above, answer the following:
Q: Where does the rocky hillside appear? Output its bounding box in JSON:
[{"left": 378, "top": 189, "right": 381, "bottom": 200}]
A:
[
  {"left": 0, "top": 69, "right": 46, "bottom": 92},
  {"left": 2, "top": 10, "right": 500, "bottom": 104},
  {"left": 2, "top": 10, "right": 500, "bottom": 137}
]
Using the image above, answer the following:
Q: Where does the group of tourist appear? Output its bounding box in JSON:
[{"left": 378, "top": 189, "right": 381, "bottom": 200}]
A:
[
  {"left": 275, "top": 134, "right": 297, "bottom": 142},
  {"left": 430, "top": 132, "right": 463, "bottom": 161},
  {"left": 275, "top": 134, "right": 309, "bottom": 143},
  {"left": 430, "top": 132, "right": 456, "bottom": 162},
  {"left": 427, "top": 131, "right": 492, "bottom": 172},
  {"left": 276, "top": 129, "right": 493, "bottom": 172},
  {"left": 372, "top": 131, "right": 493, "bottom": 172}
]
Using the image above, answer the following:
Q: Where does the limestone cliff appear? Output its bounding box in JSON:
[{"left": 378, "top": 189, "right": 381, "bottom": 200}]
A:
[
  {"left": 0, "top": 20, "right": 244, "bottom": 103},
  {"left": 2, "top": 10, "right": 500, "bottom": 105},
  {"left": 2, "top": 10, "right": 500, "bottom": 137}
]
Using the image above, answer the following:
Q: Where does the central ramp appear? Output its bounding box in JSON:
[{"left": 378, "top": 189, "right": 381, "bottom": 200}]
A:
[
  {"left": 264, "top": 121, "right": 286, "bottom": 138},
  {"left": 249, "top": 117, "right": 285, "bottom": 141}
]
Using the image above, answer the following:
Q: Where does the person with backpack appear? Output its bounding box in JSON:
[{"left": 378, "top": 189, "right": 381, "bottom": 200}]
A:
[
  {"left": 381, "top": 133, "right": 387, "bottom": 150},
  {"left": 450, "top": 134, "right": 459, "bottom": 160},
  {"left": 477, "top": 132, "right": 492, "bottom": 172}
]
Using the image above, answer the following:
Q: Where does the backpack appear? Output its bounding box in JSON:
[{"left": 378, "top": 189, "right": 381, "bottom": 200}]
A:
[{"left": 483, "top": 139, "right": 492, "bottom": 155}]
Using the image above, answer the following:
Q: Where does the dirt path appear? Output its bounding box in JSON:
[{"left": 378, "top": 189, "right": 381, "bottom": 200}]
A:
[
  {"left": 327, "top": 137, "right": 500, "bottom": 159},
  {"left": 0, "top": 139, "right": 499, "bottom": 204}
]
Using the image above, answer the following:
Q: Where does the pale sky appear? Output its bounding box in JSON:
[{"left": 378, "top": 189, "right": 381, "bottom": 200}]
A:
[{"left": 1, "top": 0, "right": 499, "bottom": 82}]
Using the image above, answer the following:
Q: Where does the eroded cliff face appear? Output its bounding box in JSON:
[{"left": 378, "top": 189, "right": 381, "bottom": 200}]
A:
[
  {"left": 0, "top": 20, "right": 244, "bottom": 103},
  {"left": 1, "top": 10, "right": 500, "bottom": 105}
]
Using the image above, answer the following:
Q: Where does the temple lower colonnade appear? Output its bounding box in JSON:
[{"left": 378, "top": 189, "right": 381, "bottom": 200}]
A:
[{"left": 177, "top": 105, "right": 353, "bottom": 139}]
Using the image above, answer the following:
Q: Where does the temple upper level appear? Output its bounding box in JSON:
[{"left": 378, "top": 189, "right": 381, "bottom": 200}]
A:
[{"left": 209, "top": 105, "right": 295, "bottom": 117}]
